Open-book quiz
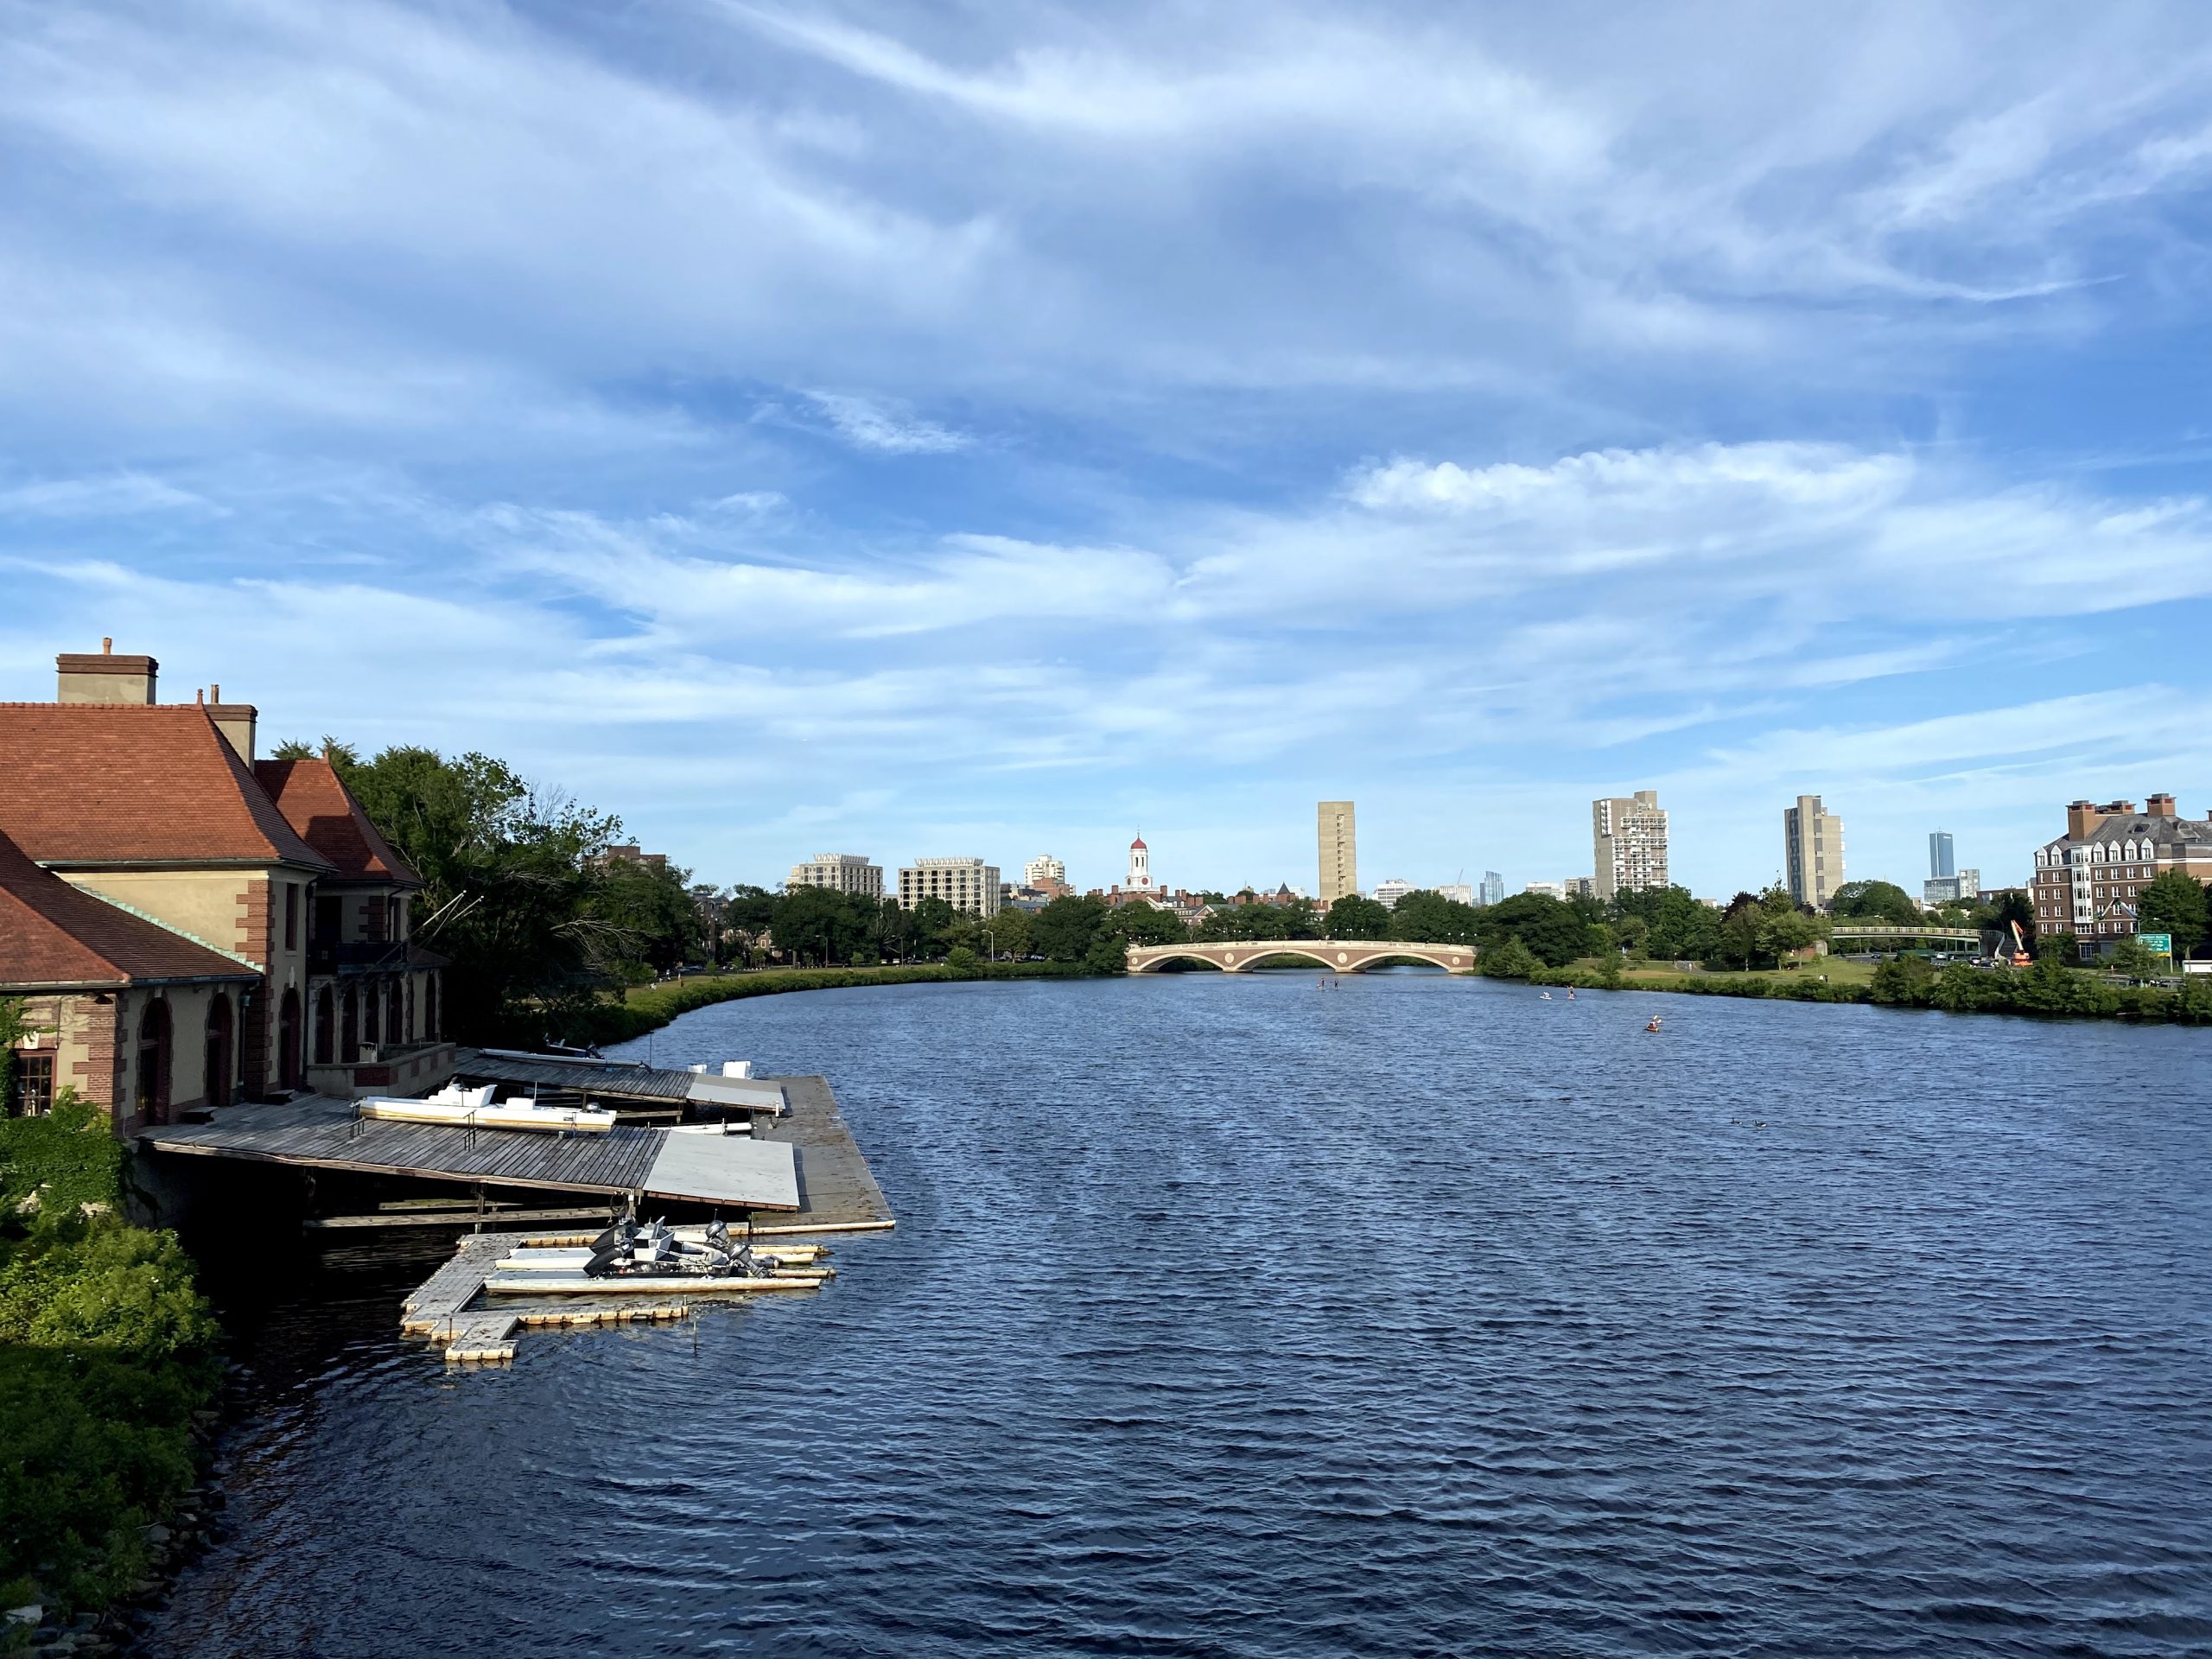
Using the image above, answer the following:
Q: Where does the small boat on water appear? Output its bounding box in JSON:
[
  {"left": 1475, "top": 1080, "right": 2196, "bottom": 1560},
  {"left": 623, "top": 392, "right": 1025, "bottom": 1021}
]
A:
[{"left": 357, "top": 1083, "right": 618, "bottom": 1135}]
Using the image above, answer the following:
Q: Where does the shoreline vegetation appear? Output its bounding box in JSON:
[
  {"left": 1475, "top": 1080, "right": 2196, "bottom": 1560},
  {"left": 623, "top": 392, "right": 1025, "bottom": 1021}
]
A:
[
  {"left": 562, "top": 944, "right": 2212, "bottom": 1049},
  {"left": 1497, "top": 954, "right": 2212, "bottom": 1023},
  {"left": 0, "top": 1090, "right": 222, "bottom": 1650}
]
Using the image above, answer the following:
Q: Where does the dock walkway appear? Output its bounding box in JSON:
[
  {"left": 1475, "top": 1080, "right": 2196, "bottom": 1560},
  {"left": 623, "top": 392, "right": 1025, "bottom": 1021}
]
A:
[{"left": 141, "top": 1092, "right": 802, "bottom": 1210}]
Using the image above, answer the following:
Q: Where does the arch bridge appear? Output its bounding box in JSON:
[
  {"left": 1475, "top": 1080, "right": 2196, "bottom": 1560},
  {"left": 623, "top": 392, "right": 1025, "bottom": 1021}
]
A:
[{"left": 1127, "top": 939, "right": 1474, "bottom": 975}]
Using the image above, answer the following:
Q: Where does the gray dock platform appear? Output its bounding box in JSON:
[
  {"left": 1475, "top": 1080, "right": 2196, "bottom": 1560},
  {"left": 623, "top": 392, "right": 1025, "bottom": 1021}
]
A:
[{"left": 138, "top": 1073, "right": 890, "bottom": 1227}]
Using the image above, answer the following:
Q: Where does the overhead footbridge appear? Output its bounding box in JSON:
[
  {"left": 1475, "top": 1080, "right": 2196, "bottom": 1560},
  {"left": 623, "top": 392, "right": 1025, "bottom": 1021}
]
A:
[{"left": 1127, "top": 938, "right": 1474, "bottom": 974}]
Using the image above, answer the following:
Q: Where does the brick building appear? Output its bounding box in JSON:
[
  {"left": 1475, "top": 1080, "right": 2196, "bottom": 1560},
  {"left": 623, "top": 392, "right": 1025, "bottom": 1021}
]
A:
[
  {"left": 2, "top": 830, "right": 261, "bottom": 1122},
  {"left": 1, "top": 641, "right": 451, "bottom": 1126},
  {"left": 2030, "top": 793, "right": 2212, "bottom": 957}
]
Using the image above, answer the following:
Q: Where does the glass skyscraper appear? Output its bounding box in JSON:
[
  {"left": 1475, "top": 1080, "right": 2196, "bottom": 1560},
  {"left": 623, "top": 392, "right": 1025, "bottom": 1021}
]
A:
[{"left": 1929, "top": 831, "right": 1955, "bottom": 879}]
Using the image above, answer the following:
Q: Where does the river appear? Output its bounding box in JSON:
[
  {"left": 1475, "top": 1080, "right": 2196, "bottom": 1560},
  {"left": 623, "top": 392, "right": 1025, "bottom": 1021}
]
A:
[{"left": 148, "top": 972, "right": 2212, "bottom": 1656}]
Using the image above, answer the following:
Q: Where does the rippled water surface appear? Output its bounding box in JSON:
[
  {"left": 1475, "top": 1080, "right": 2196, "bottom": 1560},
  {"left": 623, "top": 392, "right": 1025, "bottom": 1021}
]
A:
[{"left": 150, "top": 975, "right": 2212, "bottom": 1656}]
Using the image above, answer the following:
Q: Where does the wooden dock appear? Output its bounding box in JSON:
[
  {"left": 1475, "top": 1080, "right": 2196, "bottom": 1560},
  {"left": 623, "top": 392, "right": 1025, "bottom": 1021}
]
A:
[
  {"left": 139, "top": 1092, "right": 804, "bottom": 1211},
  {"left": 764, "top": 1075, "right": 896, "bottom": 1230}
]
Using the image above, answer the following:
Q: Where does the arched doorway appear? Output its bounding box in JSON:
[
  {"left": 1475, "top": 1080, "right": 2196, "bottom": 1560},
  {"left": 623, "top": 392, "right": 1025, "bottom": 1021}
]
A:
[
  {"left": 135, "top": 997, "right": 173, "bottom": 1125},
  {"left": 341, "top": 986, "right": 360, "bottom": 1064},
  {"left": 205, "top": 993, "right": 234, "bottom": 1110},
  {"left": 278, "top": 988, "right": 302, "bottom": 1090},
  {"left": 315, "top": 987, "right": 335, "bottom": 1066}
]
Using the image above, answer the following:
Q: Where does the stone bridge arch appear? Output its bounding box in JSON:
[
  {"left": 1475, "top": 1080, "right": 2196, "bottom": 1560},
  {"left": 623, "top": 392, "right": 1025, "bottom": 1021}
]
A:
[{"left": 1126, "top": 939, "right": 1474, "bottom": 975}]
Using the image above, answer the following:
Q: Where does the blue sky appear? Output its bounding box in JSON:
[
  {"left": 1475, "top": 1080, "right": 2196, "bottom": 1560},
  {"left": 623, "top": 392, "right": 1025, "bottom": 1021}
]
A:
[{"left": 3, "top": 1, "right": 2209, "bottom": 899}]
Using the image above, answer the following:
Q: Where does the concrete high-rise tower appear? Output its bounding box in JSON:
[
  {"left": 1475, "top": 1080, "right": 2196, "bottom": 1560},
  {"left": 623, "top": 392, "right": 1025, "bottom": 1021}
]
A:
[
  {"left": 1783, "top": 795, "right": 1846, "bottom": 910},
  {"left": 1592, "top": 791, "right": 1669, "bottom": 900},
  {"left": 1317, "top": 801, "right": 1357, "bottom": 904}
]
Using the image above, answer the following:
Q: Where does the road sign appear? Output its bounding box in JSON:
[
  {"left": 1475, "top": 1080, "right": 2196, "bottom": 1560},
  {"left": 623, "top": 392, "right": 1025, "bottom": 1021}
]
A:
[{"left": 2139, "top": 932, "right": 2173, "bottom": 955}]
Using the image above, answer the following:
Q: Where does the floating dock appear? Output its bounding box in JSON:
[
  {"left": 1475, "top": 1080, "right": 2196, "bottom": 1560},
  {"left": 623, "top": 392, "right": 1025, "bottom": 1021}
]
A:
[
  {"left": 139, "top": 1094, "right": 800, "bottom": 1211},
  {"left": 139, "top": 1072, "right": 894, "bottom": 1226},
  {"left": 142, "top": 1071, "right": 894, "bottom": 1360}
]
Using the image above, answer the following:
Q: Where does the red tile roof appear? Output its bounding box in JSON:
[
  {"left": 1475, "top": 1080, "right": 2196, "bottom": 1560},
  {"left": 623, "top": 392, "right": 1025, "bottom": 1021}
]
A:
[
  {"left": 0, "top": 828, "right": 259, "bottom": 988},
  {"left": 0, "top": 704, "right": 334, "bottom": 869},
  {"left": 253, "top": 758, "right": 421, "bottom": 886}
]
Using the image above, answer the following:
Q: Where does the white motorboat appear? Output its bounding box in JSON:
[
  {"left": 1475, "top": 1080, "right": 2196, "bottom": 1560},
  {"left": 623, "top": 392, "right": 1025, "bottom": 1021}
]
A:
[{"left": 357, "top": 1082, "right": 617, "bottom": 1135}]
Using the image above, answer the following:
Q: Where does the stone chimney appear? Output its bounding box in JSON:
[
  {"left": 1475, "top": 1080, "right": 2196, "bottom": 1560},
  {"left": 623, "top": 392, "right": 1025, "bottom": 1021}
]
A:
[
  {"left": 56, "top": 638, "right": 157, "bottom": 704},
  {"left": 2146, "top": 792, "right": 2177, "bottom": 818},
  {"left": 206, "top": 683, "right": 257, "bottom": 763}
]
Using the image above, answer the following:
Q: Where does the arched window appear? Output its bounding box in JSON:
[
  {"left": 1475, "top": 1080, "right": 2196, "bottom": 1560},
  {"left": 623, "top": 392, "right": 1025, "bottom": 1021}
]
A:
[
  {"left": 135, "top": 997, "right": 173, "bottom": 1125},
  {"left": 278, "top": 988, "right": 302, "bottom": 1091},
  {"left": 341, "top": 986, "right": 360, "bottom": 1064},
  {"left": 425, "top": 975, "right": 440, "bottom": 1042},
  {"left": 404, "top": 979, "right": 416, "bottom": 1044},
  {"left": 205, "top": 992, "right": 234, "bottom": 1110},
  {"left": 315, "top": 987, "right": 335, "bottom": 1066},
  {"left": 385, "top": 982, "right": 403, "bottom": 1046}
]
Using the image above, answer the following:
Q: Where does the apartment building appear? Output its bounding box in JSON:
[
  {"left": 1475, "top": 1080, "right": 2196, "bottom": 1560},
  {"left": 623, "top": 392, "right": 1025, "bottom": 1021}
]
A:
[
  {"left": 1317, "top": 802, "right": 1357, "bottom": 905},
  {"left": 1023, "top": 855, "right": 1066, "bottom": 888},
  {"left": 2030, "top": 794, "right": 2212, "bottom": 954},
  {"left": 1592, "top": 791, "right": 1669, "bottom": 901},
  {"left": 896, "top": 856, "right": 1001, "bottom": 917},
  {"left": 1783, "top": 795, "right": 1846, "bottom": 910},
  {"left": 787, "top": 853, "right": 884, "bottom": 900}
]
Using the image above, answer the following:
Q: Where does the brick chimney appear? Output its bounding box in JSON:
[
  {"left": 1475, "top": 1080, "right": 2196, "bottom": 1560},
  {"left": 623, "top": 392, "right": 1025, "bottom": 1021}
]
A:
[
  {"left": 205, "top": 681, "right": 257, "bottom": 764},
  {"left": 2065, "top": 800, "right": 2101, "bottom": 840},
  {"left": 2146, "top": 792, "right": 2177, "bottom": 818},
  {"left": 55, "top": 638, "right": 157, "bottom": 704}
]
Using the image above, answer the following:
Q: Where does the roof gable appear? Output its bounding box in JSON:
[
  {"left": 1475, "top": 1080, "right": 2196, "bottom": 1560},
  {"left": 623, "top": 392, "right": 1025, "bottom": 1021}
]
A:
[
  {"left": 0, "top": 703, "right": 334, "bottom": 870},
  {"left": 253, "top": 757, "right": 422, "bottom": 886},
  {"left": 0, "top": 828, "right": 260, "bottom": 988}
]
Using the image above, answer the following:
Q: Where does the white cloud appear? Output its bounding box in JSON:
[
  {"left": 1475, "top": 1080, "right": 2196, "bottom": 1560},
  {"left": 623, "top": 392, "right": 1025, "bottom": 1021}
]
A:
[{"left": 801, "top": 391, "right": 972, "bottom": 454}]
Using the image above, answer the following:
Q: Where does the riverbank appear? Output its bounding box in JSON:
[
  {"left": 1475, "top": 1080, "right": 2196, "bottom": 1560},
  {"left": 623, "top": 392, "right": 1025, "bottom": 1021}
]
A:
[
  {"left": 575, "top": 958, "right": 1098, "bottom": 1045},
  {"left": 1504, "top": 954, "right": 2212, "bottom": 1022},
  {"left": 0, "top": 1095, "right": 221, "bottom": 1651}
]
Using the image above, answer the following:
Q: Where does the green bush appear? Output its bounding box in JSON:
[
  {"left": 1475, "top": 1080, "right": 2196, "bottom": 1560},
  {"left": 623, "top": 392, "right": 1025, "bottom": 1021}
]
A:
[
  {"left": 0, "top": 1090, "right": 220, "bottom": 1621},
  {"left": 0, "top": 1090, "right": 124, "bottom": 1225},
  {"left": 1479, "top": 937, "right": 1541, "bottom": 979}
]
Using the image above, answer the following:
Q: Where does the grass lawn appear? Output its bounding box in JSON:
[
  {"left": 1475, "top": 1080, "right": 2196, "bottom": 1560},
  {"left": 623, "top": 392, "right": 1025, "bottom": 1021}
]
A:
[{"left": 1617, "top": 956, "right": 1880, "bottom": 989}]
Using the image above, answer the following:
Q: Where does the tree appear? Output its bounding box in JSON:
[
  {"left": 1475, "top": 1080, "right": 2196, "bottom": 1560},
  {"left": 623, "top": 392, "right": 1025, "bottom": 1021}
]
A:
[
  {"left": 1830, "top": 880, "right": 1922, "bottom": 926},
  {"left": 1107, "top": 904, "right": 1185, "bottom": 948},
  {"left": 590, "top": 855, "right": 703, "bottom": 976},
  {"left": 1710, "top": 893, "right": 1766, "bottom": 970},
  {"left": 771, "top": 886, "right": 870, "bottom": 967},
  {"left": 721, "top": 885, "right": 778, "bottom": 966},
  {"left": 1478, "top": 936, "right": 1541, "bottom": 979},
  {"left": 1758, "top": 907, "right": 1827, "bottom": 963},
  {"left": 1390, "top": 891, "right": 1479, "bottom": 946},
  {"left": 2135, "top": 872, "right": 2209, "bottom": 959},
  {"left": 909, "top": 897, "right": 958, "bottom": 960},
  {"left": 1609, "top": 884, "right": 1719, "bottom": 963},
  {"left": 2038, "top": 930, "right": 2081, "bottom": 966},
  {"left": 1324, "top": 895, "right": 1392, "bottom": 940},
  {"left": 336, "top": 744, "right": 621, "bottom": 1041},
  {"left": 1472, "top": 892, "right": 1589, "bottom": 968},
  {"left": 2104, "top": 936, "right": 2165, "bottom": 982},
  {"left": 1032, "top": 894, "right": 1109, "bottom": 963}
]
